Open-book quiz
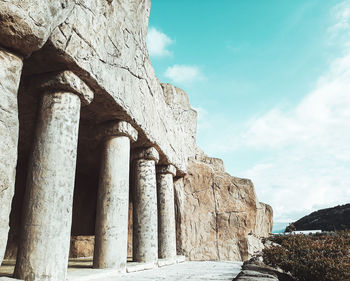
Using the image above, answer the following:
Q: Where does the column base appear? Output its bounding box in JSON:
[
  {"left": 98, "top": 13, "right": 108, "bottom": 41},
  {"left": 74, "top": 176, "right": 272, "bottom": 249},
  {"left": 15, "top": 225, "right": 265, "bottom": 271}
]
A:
[
  {"left": 69, "top": 256, "right": 186, "bottom": 280},
  {"left": 126, "top": 255, "right": 186, "bottom": 271},
  {"left": 0, "top": 257, "right": 187, "bottom": 281},
  {"left": 126, "top": 262, "right": 156, "bottom": 273},
  {"left": 157, "top": 255, "right": 186, "bottom": 267}
]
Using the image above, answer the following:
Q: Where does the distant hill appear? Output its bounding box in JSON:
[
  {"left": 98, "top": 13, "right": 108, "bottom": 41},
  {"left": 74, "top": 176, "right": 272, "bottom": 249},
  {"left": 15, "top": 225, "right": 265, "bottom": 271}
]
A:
[{"left": 286, "top": 204, "right": 350, "bottom": 232}]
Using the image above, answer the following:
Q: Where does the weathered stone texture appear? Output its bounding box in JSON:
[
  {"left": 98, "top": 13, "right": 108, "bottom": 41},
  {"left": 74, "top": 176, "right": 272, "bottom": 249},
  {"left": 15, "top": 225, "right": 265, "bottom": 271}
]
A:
[
  {"left": 0, "top": 0, "right": 274, "bottom": 272},
  {"left": 0, "top": 0, "right": 75, "bottom": 56},
  {"left": 31, "top": 71, "right": 94, "bottom": 105},
  {"left": 0, "top": 0, "right": 197, "bottom": 175},
  {"left": 0, "top": 49, "right": 22, "bottom": 265},
  {"left": 1, "top": 3, "right": 199, "bottom": 262},
  {"left": 255, "top": 203, "right": 273, "bottom": 238},
  {"left": 175, "top": 152, "right": 273, "bottom": 262},
  {"left": 20, "top": 0, "right": 196, "bottom": 175},
  {"left": 246, "top": 203, "right": 274, "bottom": 257},
  {"left": 70, "top": 236, "right": 94, "bottom": 258},
  {"left": 128, "top": 202, "right": 133, "bottom": 259},
  {"left": 14, "top": 92, "right": 82, "bottom": 281},
  {"left": 132, "top": 149, "right": 159, "bottom": 263},
  {"left": 157, "top": 166, "right": 177, "bottom": 259},
  {"left": 161, "top": 84, "right": 198, "bottom": 162},
  {"left": 233, "top": 258, "right": 296, "bottom": 281},
  {"left": 94, "top": 135, "right": 133, "bottom": 270}
]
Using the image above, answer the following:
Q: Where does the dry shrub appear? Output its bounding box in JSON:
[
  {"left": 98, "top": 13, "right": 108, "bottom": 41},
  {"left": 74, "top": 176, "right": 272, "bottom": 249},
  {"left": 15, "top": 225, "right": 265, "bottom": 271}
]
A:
[{"left": 263, "top": 231, "right": 350, "bottom": 281}]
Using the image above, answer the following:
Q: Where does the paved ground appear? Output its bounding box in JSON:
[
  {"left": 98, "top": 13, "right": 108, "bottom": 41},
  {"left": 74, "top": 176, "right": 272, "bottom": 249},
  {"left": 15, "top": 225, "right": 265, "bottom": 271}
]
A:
[
  {"left": 1, "top": 260, "right": 243, "bottom": 281},
  {"left": 102, "top": 261, "right": 242, "bottom": 281}
]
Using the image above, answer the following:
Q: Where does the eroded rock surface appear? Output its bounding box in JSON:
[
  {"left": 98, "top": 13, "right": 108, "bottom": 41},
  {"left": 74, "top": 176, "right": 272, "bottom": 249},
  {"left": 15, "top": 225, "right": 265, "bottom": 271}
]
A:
[
  {"left": 0, "top": 0, "right": 75, "bottom": 56},
  {"left": 70, "top": 236, "right": 94, "bottom": 258},
  {"left": 0, "top": 0, "right": 273, "bottom": 268},
  {"left": 233, "top": 258, "right": 296, "bottom": 281},
  {"left": 175, "top": 149, "right": 273, "bottom": 261},
  {"left": 22, "top": 0, "right": 196, "bottom": 175},
  {"left": 2, "top": 0, "right": 198, "bottom": 263},
  {"left": 1, "top": 0, "right": 197, "bottom": 177},
  {"left": 0, "top": 49, "right": 22, "bottom": 264}
]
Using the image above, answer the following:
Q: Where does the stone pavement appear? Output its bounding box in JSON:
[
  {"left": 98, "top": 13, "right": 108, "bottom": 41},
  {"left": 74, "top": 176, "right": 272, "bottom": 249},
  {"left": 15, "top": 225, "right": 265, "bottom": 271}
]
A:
[
  {"left": 1, "top": 260, "right": 242, "bottom": 281},
  {"left": 96, "top": 261, "right": 242, "bottom": 281}
]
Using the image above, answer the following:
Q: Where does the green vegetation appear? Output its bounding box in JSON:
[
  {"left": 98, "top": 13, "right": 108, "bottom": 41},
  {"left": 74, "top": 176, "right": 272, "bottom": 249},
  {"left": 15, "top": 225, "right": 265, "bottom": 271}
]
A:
[{"left": 262, "top": 231, "right": 350, "bottom": 281}]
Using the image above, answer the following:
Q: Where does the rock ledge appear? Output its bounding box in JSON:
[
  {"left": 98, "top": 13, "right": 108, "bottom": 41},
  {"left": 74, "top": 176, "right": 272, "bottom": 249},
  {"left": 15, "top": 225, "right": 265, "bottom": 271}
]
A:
[{"left": 234, "top": 257, "right": 296, "bottom": 281}]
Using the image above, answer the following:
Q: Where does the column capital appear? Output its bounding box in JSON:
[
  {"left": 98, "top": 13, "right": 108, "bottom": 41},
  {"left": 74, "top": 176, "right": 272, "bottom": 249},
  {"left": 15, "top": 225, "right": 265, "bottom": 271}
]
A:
[
  {"left": 98, "top": 120, "right": 138, "bottom": 143},
  {"left": 133, "top": 147, "right": 159, "bottom": 163},
  {"left": 32, "top": 70, "right": 94, "bottom": 105},
  {"left": 156, "top": 164, "right": 176, "bottom": 177}
]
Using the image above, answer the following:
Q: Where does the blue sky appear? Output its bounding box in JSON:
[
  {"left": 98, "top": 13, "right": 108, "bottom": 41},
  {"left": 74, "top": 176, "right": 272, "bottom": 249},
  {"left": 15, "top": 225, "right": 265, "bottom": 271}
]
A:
[{"left": 147, "top": 0, "right": 350, "bottom": 231}]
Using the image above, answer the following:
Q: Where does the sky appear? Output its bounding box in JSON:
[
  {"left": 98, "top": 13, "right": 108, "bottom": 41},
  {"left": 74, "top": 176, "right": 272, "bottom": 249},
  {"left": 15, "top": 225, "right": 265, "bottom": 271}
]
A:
[{"left": 147, "top": 0, "right": 350, "bottom": 231}]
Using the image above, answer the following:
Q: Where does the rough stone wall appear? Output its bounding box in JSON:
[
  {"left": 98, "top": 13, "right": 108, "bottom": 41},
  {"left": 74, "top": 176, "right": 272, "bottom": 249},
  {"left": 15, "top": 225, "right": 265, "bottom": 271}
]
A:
[
  {"left": 0, "top": 49, "right": 23, "bottom": 263},
  {"left": 255, "top": 203, "right": 274, "bottom": 238},
  {"left": 69, "top": 236, "right": 94, "bottom": 258},
  {"left": 0, "top": 0, "right": 197, "bottom": 260},
  {"left": 161, "top": 83, "right": 197, "bottom": 157},
  {"left": 246, "top": 202, "right": 274, "bottom": 258},
  {"left": 0, "top": 0, "right": 196, "bottom": 177},
  {"left": 23, "top": 0, "right": 195, "bottom": 175},
  {"left": 0, "top": 0, "right": 273, "bottom": 264},
  {"left": 0, "top": 0, "right": 76, "bottom": 56},
  {"left": 175, "top": 150, "right": 273, "bottom": 262}
]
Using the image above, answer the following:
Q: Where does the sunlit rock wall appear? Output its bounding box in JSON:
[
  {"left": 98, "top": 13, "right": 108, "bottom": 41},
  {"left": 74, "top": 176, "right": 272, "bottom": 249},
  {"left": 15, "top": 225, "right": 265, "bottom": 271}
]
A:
[
  {"left": 174, "top": 149, "right": 273, "bottom": 261},
  {"left": 0, "top": 0, "right": 272, "bottom": 263}
]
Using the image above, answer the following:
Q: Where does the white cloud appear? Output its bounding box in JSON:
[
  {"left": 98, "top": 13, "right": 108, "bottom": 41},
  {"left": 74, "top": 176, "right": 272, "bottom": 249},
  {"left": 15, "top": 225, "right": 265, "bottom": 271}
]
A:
[
  {"left": 147, "top": 28, "right": 204, "bottom": 85},
  {"left": 244, "top": 151, "right": 350, "bottom": 223},
  {"left": 164, "top": 65, "right": 203, "bottom": 84},
  {"left": 239, "top": 2, "right": 350, "bottom": 223},
  {"left": 192, "top": 106, "right": 208, "bottom": 122},
  {"left": 329, "top": 0, "right": 350, "bottom": 36},
  {"left": 147, "top": 27, "right": 173, "bottom": 58},
  {"left": 192, "top": 106, "right": 213, "bottom": 132},
  {"left": 191, "top": 0, "right": 350, "bottom": 224},
  {"left": 242, "top": 58, "right": 350, "bottom": 150}
]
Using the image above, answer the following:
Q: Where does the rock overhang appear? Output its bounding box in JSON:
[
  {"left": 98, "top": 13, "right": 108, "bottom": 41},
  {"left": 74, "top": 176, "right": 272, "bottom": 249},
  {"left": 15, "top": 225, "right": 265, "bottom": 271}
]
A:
[{"left": 0, "top": 0, "right": 197, "bottom": 175}]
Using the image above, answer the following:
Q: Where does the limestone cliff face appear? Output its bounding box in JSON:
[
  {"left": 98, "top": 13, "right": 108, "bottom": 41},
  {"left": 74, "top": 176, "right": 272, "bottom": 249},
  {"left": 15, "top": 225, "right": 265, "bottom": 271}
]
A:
[
  {"left": 174, "top": 150, "right": 273, "bottom": 261},
  {"left": 0, "top": 0, "right": 76, "bottom": 56},
  {"left": 62, "top": 150, "right": 274, "bottom": 262},
  {"left": 0, "top": 0, "right": 273, "bottom": 263},
  {"left": 255, "top": 202, "right": 274, "bottom": 237},
  {"left": 0, "top": 50, "right": 23, "bottom": 264},
  {"left": 0, "top": 0, "right": 195, "bottom": 176},
  {"left": 2, "top": 0, "right": 197, "bottom": 258}
]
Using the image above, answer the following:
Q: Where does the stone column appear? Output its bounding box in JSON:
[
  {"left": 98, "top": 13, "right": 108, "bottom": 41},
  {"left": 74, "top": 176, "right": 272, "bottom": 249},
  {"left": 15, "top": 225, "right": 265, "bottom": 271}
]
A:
[
  {"left": 0, "top": 48, "right": 23, "bottom": 265},
  {"left": 93, "top": 121, "right": 138, "bottom": 271},
  {"left": 14, "top": 71, "right": 94, "bottom": 281},
  {"left": 156, "top": 165, "right": 177, "bottom": 259},
  {"left": 132, "top": 147, "right": 159, "bottom": 263}
]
